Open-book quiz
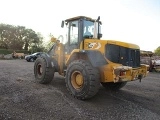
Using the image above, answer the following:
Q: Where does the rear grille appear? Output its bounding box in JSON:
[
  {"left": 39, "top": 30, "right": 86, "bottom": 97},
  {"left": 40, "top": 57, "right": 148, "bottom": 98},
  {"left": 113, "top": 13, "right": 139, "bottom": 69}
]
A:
[{"left": 105, "top": 44, "right": 140, "bottom": 68}]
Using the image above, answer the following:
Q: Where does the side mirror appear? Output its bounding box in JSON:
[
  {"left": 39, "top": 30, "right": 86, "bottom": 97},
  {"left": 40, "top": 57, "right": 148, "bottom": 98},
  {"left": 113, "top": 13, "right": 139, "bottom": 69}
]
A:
[
  {"left": 51, "top": 37, "right": 57, "bottom": 42},
  {"left": 96, "top": 16, "right": 100, "bottom": 22},
  {"left": 61, "top": 21, "right": 64, "bottom": 28}
]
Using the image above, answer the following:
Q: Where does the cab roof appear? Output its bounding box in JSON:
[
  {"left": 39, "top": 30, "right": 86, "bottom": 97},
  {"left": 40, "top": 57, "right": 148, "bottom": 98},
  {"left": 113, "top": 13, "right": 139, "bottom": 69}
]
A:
[{"left": 65, "top": 16, "right": 102, "bottom": 24}]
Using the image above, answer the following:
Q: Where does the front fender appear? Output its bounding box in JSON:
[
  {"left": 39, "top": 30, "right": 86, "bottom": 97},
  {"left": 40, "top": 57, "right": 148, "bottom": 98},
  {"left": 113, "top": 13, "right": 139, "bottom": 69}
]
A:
[{"left": 40, "top": 53, "right": 59, "bottom": 72}]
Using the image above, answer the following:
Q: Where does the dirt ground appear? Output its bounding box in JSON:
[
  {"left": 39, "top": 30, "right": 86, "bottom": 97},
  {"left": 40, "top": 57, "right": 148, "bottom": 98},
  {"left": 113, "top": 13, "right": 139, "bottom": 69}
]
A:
[{"left": 0, "top": 60, "right": 160, "bottom": 120}]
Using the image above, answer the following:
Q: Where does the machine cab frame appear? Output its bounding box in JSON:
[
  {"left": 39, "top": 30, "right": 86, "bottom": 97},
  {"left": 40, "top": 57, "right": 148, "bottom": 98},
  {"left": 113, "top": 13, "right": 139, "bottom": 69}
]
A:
[{"left": 62, "top": 16, "right": 102, "bottom": 53}]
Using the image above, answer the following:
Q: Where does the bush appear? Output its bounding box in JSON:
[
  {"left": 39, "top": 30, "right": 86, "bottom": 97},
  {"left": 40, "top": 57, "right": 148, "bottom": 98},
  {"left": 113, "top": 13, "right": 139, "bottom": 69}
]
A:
[
  {"left": 14, "top": 50, "right": 29, "bottom": 54},
  {"left": 0, "top": 49, "right": 29, "bottom": 55},
  {"left": 0, "top": 49, "right": 12, "bottom": 55}
]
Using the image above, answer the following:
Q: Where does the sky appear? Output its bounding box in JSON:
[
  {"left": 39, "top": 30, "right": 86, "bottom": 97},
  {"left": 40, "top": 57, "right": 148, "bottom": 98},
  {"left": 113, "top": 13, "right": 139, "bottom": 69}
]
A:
[{"left": 0, "top": 0, "right": 160, "bottom": 51}]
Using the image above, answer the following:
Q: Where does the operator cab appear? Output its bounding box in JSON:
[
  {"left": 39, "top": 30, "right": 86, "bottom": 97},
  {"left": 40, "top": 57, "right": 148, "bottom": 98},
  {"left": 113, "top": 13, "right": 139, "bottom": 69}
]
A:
[{"left": 61, "top": 16, "right": 102, "bottom": 53}]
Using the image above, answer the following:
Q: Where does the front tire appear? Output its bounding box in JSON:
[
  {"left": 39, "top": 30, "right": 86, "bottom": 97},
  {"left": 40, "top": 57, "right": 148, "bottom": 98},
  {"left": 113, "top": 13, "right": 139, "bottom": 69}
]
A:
[
  {"left": 65, "top": 60, "right": 100, "bottom": 100},
  {"left": 101, "top": 82, "right": 127, "bottom": 91},
  {"left": 34, "top": 57, "right": 55, "bottom": 84}
]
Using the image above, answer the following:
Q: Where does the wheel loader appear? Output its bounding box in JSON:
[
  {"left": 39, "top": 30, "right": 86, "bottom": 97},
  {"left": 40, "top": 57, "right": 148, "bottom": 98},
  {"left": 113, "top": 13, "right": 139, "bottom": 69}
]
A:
[{"left": 34, "top": 16, "right": 149, "bottom": 100}]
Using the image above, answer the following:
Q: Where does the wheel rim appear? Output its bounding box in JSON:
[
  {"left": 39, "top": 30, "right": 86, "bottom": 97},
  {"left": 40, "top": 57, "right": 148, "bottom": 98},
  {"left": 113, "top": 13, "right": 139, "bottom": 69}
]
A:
[
  {"left": 37, "top": 64, "right": 43, "bottom": 76},
  {"left": 71, "top": 71, "right": 84, "bottom": 89}
]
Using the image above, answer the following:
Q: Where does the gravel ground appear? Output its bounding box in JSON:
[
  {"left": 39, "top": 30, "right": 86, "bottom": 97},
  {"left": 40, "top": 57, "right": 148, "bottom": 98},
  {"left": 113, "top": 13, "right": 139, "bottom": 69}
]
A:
[{"left": 0, "top": 60, "right": 160, "bottom": 120}]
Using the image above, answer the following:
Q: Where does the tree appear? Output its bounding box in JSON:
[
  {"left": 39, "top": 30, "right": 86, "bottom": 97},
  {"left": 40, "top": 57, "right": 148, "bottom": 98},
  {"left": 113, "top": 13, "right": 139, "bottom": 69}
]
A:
[
  {"left": 154, "top": 46, "right": 160, "bottom": 56},
  {"left": 9, "top": 26, "right": 24, "bottom": 50},
  {"left": 43, "top": 33, "right": 56, "bottom": 52},
  {"left": 0, "top": 23, "right": 45, "bottom": 52},
  {"left": 29, "top": 32, "right": 45, "bottom": 53},
  {"left": 23, "top": 28, "right": 39, "bottom": 51},
  {"left": 0, "top": 24, "right": 15, "bottom": 49}
]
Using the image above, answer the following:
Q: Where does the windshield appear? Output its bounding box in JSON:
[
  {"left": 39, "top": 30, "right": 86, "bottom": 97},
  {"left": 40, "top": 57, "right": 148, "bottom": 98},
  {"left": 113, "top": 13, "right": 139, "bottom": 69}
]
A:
[
  {"left": 32, "top": 52, "right": 40, "bottom": 55},
  {"left": 83, "top": 20, "right": 101, "bottom": 39},
  {"left": 32, "top": 53, "right": 37, "bottom": 55},
  {"left": 83, "top": 20, "right": 94, "bottom": 37}
]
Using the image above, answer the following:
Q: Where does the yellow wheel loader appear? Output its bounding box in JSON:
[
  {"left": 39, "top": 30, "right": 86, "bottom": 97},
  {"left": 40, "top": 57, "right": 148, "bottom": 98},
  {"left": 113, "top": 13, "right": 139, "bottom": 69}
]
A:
[{"left": 34, "top": 16, "right": 149, "bottom": 100}]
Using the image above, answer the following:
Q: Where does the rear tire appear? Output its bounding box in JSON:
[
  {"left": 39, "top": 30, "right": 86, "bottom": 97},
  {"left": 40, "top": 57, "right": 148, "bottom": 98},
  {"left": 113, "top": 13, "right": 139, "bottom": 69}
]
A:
[
  {"left": 65, "top": 60, "right": 100, "bottom": 100},
  {"left": 101, "top": 82, "right": 127, "bottom": 91},
  {"left": 34, "top": 57, "right": 55, "bottom": 84}
]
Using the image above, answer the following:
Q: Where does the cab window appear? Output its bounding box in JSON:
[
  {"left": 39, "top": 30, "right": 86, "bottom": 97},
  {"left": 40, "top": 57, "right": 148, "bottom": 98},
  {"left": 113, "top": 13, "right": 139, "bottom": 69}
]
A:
[{"left": 70, "top": 21, "right": 78, "bottom": 44}]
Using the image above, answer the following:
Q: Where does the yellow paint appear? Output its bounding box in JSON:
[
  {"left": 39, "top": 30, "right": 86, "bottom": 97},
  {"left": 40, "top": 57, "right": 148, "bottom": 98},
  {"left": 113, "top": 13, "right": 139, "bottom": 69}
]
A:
[
  {"left": 52, "top": 42, "right": 64, "bottom": 75},
  {"left": 66, "top": 39, "right": 147, "bottom": 83},
  {"left": 50, "top": 37, "right": 57, "bottom": 42},
  {"left": 71, "top": 71, "right": 84, "bottom": 89},
  {"left": 51, "top": 36, "right": 147, "bottom": 82},
  {"left": 99, "top": 63, "right": 148, "bottom": 83},
  {"left": 65, "top": 49, "right": 80, "bottom": 65},
  {"left": 83, "top": 39, "right": 139, "bottom": 53}
]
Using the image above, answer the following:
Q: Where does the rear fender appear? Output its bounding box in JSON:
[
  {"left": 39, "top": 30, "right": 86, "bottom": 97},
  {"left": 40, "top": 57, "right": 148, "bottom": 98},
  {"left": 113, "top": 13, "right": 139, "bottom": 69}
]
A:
[{"left": 66, "top": 50, "right": 107, "bottom": 67}]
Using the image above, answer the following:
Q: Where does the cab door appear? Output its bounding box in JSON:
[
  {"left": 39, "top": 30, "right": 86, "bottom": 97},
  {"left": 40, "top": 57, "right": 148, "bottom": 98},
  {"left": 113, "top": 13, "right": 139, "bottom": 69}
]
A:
[{"left": 67, "top": 20, "right": 79, "bottom": 53}]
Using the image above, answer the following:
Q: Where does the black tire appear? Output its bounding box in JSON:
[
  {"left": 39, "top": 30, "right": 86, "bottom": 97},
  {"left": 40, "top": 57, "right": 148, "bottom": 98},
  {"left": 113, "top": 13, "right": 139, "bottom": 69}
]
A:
[
  {"left": 30, "top": 58, "right": 34, "bottom": 62},
  {"left": 101, "top": 82, "right": 127, "bottom": 91},
  {"left": 65, "top": 60, "right": 100, "bottom": 100},
  {"left": 26, "top": 59, "right": 29, "bottom": 62},
  {"left": 34, "top": 57, "right": 55, "bottom": 84}
]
